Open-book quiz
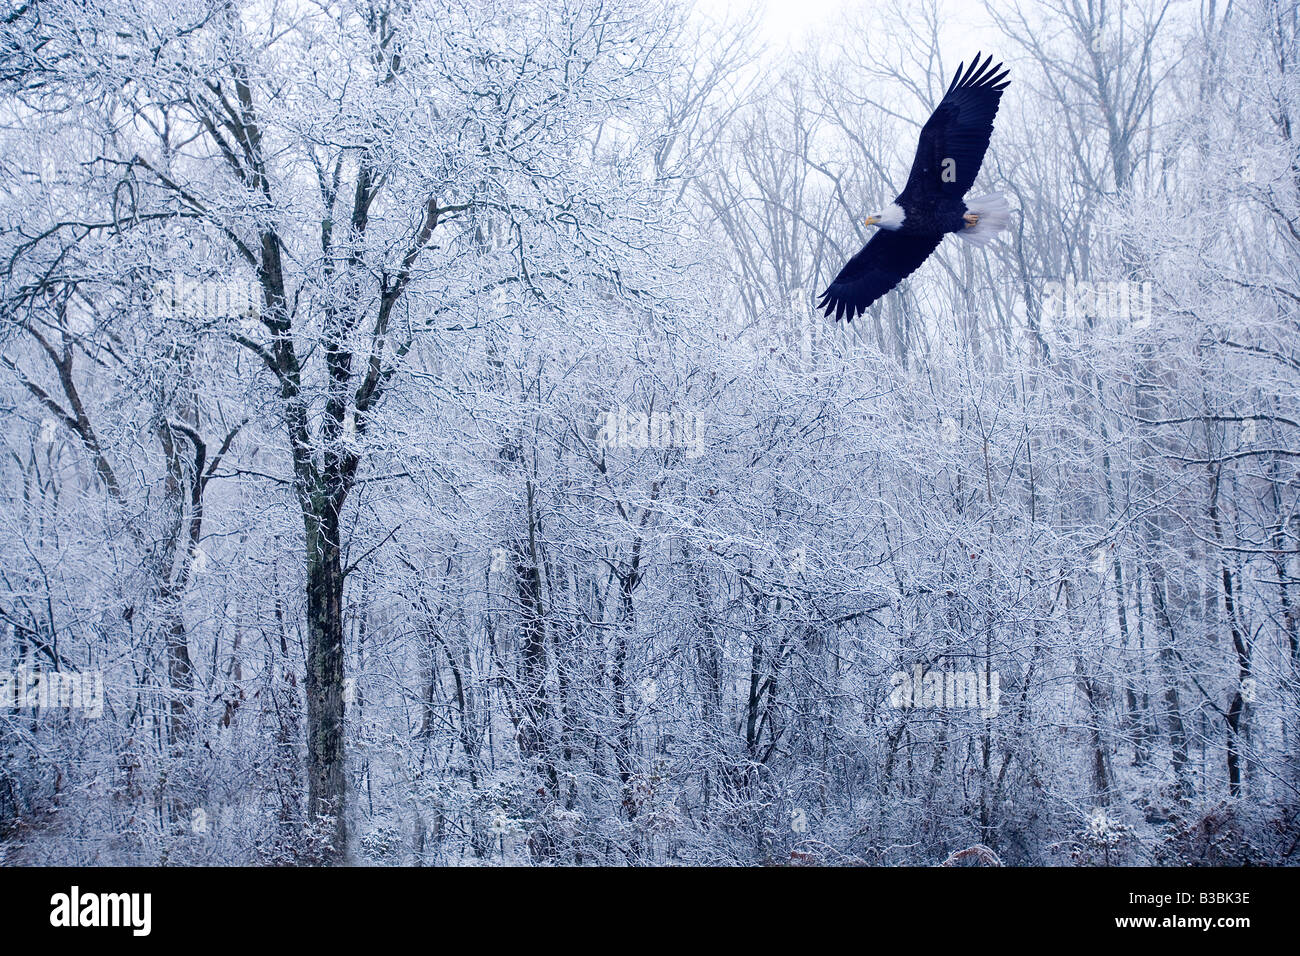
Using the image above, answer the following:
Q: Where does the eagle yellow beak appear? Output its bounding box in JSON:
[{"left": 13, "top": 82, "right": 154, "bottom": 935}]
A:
[{"left": 864, "top": 215, "right": 881, "bottom": 226}]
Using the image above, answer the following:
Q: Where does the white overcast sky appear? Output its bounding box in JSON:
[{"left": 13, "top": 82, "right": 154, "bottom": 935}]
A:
[{"left": 694, "top": 0, "right": 1010, "bottom": 62}]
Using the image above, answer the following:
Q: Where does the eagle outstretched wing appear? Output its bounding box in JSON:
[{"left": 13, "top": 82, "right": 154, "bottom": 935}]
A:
[
  {"left": 817, "top": 230, "right": 943, "bottom": 320},
  {"left": 902, "top": 53, "right": 1010, "bottom": 199}
]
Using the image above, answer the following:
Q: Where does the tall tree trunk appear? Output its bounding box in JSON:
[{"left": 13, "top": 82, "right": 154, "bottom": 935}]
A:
[
  {"left": 1147, "top": 562, "right": 1192, "bottom": 799},
  {"left": 304, "top": 500, "right": 347, "bottom": 862}
]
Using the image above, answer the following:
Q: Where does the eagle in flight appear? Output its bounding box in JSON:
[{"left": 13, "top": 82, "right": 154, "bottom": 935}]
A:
[{"left": 818, "top": 54, "right": 1011, "bottom": 321}]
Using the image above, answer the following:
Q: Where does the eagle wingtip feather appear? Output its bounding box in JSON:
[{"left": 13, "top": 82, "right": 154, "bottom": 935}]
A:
[{"left": 953, "top": 54, "right": 1009, "bottom": 93}]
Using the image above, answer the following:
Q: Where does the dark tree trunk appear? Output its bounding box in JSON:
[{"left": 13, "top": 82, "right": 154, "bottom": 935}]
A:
[{"left": 305, "top": 501, "right": 347, "bottom": 862}]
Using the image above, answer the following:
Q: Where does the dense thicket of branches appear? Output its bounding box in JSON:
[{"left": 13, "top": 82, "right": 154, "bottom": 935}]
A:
[{"left": 1, "top": 0, "right": 1297, "bottom": 865}]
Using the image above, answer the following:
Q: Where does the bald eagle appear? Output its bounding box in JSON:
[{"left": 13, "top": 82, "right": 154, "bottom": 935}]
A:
[{"left": 818, "top": 54, "right": 1011, "bottom": 321}]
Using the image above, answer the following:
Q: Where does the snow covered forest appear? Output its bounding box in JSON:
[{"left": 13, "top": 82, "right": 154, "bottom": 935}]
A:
[{"left": 1, "top": 0, "right": 1298, "bottom": 866}]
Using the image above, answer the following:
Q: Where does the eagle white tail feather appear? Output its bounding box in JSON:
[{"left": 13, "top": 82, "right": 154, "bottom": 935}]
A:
[{"left": 958, "top": 192, "right": 1010, "bottom": 247}]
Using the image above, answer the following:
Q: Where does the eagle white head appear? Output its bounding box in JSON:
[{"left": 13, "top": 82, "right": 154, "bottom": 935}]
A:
[{"left": 864, "top": 202, "right": 905, "bottom": 230}]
